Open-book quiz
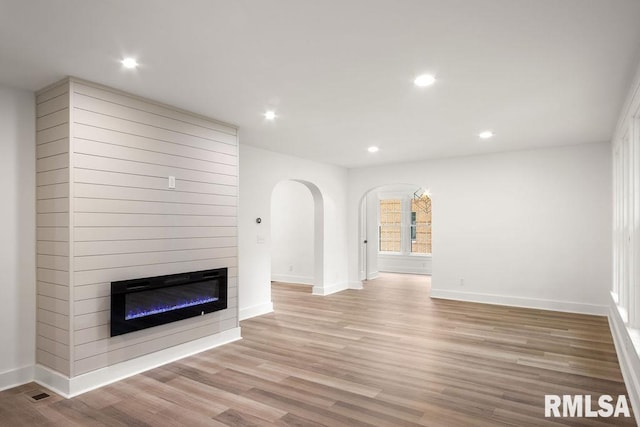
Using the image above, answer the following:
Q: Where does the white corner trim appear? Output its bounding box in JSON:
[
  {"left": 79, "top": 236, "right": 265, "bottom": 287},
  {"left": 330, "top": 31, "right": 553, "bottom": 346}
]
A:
[
  {"left": 239, "top": 301, "right": 274, "bottom": 320},
  {"left": 312, "top": 282, "right": 349, "bottom": 296},
  {"left": 0, "top": 365, "right": 35, "bottom": 392},
  {"left": 271, "top": 274, "right": 314, "bottom": 285},
  {"left": 366, "top": 271, "right": 379, "bottom": 280},
  {"left": 34, "top": 327, "right": 241, "bottom": 398},
  {"left": 429, "top": 289, "right": 608, "bottom": 316},
  {"left": 608, "top": 293, "right": 640, "bottom": 426},
  {"left": 348, "top": 281, "right": 364, "bottom": 290}
]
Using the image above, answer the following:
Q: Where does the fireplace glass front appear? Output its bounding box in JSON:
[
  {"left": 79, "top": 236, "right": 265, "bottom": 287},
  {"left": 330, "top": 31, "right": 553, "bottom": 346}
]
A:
[{"left": 110, "top": 268, "right": 227, "bottom": 336}]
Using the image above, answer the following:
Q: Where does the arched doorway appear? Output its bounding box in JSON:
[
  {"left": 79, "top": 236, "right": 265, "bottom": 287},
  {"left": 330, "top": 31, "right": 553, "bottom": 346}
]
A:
[
  {"left": 270, "top": 179, "right": 325, "bottom": 293},
  {"left": 358, "top": 184, "right": 432, "bottom": 281}
]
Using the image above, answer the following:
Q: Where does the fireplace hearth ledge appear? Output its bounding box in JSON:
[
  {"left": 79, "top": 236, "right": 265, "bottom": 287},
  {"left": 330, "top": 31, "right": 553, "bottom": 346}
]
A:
[{"left": 33, "top": 327, "right": 241, "bottom": 398}]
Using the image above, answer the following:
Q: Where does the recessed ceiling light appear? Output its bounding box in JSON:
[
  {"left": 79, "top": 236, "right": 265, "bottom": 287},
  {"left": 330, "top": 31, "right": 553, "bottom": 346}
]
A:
[
  {"left": 414, "top": 74, "right": 436, "bottom": 87},
  {"left": 479, "top": 131, "right": 494, "bottom": 139},
  {"left": 264, "top": 110, "right": 277, "bottom": 120},
  {"left": 368, "top": 146, "right": 379, "bottom": 153},
  {"left": 121, "top": 57, "right": 138, "bottom": 69}
]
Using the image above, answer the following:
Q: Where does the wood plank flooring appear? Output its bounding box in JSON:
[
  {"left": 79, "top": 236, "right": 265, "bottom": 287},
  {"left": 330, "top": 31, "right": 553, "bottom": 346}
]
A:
[{"left": 0, "top": 273, "right": 635, "bottom": 426}]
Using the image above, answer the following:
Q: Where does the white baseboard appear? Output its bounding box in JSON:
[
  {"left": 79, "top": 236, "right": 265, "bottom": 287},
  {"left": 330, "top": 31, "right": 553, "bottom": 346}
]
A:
[
  {"left": 608, "top": 293, "right": 640, "bottom": 426},
  {"left": 348, "top": 281, "right": 363, "bottom": 290},
  {"left": 0, "top": 365, "right": 34, "bottom": 392},
  {"left": 379, "top": 268, "right": 430, "bottom": 275},
  {"left": 429, "top": 289, "right": 608, "bottom": 316},
  {"left": 366, "top": 271, "right": 379, "bottom": 280},
  {"left": 312, "top": 282, "right": 349, "bottom": 296},
  {"left": 34, "top": 365, "right": 69, "bottom": 397},
  {"left": 34, "top": 327, "right": 242, "bottom": 398},
  {"left": 239, "top": 301, "right": 274, "bottom": 320},
  {"left": 271, "top": 274, "right": 314, "bottom": 285}
]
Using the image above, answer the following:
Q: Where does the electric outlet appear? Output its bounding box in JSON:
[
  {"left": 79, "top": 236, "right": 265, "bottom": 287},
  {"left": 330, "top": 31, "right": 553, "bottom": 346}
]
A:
[
  {"left": 460, "top": 278, "right": 464, "bottom": 286},
  {"left": 289, "top": 265, "right": 293, "bottom": 272}
]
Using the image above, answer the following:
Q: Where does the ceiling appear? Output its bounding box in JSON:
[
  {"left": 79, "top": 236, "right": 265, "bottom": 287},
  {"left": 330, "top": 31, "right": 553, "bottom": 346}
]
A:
[{"left": 1, "top": 0, "right": 640, "bottom": 168}]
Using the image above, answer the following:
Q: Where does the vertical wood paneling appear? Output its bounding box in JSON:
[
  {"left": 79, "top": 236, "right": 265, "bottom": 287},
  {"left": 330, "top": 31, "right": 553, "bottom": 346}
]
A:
[
  {"left": 35, "top": 81, "right": 71, "bottom": 374},
  {"left": 35, "top": 77, "right": 239, "bottom": 379},
  {"left": 70, "top": 79, "right": 239, "bottom": 375}
]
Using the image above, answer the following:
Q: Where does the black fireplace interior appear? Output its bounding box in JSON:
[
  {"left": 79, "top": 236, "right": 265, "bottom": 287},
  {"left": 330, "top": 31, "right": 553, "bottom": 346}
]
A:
[{"left": 110, "top": 268, "right": 227, "bottom": 337}]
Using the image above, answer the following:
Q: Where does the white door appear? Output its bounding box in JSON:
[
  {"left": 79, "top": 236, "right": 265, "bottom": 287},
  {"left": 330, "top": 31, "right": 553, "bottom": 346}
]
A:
[{"left": 359, "top": 196, "right": 367, "bottom": 281}]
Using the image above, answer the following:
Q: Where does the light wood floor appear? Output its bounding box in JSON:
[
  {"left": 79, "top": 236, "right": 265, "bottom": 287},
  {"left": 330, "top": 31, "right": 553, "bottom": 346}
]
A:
[{"left": 0, "top": 273, "right": 634, "bottom": 426}]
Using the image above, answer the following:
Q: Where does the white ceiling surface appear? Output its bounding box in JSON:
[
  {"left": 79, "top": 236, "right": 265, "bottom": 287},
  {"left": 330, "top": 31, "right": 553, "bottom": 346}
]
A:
[{"left": 1, "top": 1, "right": 640, "bottom": 168}]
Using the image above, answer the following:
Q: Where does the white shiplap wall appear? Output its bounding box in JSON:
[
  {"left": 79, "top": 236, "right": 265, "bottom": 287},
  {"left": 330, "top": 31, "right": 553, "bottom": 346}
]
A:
[
  {"left": 36, "top": 77, "right": 238, "bottom": 378},
  {"left": 36, "top": 81, "right": 71, "bottom": 376}
]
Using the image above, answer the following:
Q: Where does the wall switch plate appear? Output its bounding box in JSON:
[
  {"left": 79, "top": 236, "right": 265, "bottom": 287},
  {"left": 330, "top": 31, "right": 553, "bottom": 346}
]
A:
[{"left": 168, "top": 176, "right": 176, "bottom": 189}]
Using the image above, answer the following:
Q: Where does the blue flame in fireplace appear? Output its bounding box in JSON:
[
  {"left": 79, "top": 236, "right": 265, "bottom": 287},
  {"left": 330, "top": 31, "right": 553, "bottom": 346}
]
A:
[{"left": 125, "top": 296, "right": 219, "bottom": 320}]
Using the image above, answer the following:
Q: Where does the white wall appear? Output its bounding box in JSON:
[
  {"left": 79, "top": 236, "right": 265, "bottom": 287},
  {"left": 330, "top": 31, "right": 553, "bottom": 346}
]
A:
[
  {"left": 348, "top": 143, "right": 612, "bottom": 315},
  {"left": 239, "top": 145, "right": 350, "bottom": 319},
  {"left": 271, "top": 180, "right": 314, "bottom": 285},
  {"left": 0, "top": 85, "right": 35, "bottom": 390}
]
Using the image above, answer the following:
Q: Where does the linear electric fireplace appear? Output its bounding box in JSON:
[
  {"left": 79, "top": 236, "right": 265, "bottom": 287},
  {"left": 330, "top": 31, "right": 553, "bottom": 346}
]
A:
[{"left": 110, "top": 268, "right": 227, "bottom": 337}]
